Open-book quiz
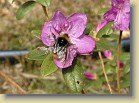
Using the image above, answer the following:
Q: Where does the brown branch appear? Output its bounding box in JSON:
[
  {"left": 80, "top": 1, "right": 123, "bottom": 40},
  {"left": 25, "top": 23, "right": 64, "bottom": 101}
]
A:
[
  {"left": 117, "top": 31, "right": 122, "bottom": 94},
  {"left": 0, "top": 70, "right": 27, "bottom": 94},
  {"left": 98, "top": 51, "right": 113, "bottom": 94},
  {"left": 42, "top": 5, "right": 49, "bottom": 21}
]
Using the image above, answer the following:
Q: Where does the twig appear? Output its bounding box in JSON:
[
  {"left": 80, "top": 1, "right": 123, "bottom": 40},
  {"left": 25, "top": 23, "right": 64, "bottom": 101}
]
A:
[
  {"left": 0, "top": 70, "right": 27, "bottom": 94},
  {"left": 117, "top": 30, "right": 122, "bottom": 94},
  {"left": 42, "top": 5, "right": 49, "bottom": 21},
  {"left": 98, "top": 51, "right": 113, "bottom": 94}
]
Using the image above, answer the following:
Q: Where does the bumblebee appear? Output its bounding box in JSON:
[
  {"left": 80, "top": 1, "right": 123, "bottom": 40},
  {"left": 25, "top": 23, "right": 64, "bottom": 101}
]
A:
[
  {"left": 38, "top": 33, "right": 70, "bottom": 62},
  {"left": 52, "top": 34, "right": 70, "bottom": 62}
]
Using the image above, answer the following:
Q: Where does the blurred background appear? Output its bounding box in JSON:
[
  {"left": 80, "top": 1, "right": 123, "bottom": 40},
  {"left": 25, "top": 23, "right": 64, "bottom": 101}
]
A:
[{"left": 0, "top": 0, "right": 130, "bottom": 94}]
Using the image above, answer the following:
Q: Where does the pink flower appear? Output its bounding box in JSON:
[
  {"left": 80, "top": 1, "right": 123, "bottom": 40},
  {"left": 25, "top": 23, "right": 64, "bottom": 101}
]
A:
[
  {"left": 97, "top": 0, "right": 130, "bottom": 32},
  {"left": 84, "top": 70, "right": 97, "bottom": 80},
  {"left": 41, "top": 11, "right": 95, "bottom": 69},
  {"left": 103, "top": 50, "right": 113, "bottom": 60},
  {"left": 117, "top": 60, "right": 124, "bottom": 69}
]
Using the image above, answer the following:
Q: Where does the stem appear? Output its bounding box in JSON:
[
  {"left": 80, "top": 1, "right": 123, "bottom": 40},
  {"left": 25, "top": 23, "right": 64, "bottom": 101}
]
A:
[
  {"left": 98, "top": 51, "right": 113, "bottom": 94},
  {"left": 42, "top": 5, "right": 49, "bottom": 21},
  {"left": 0, "top": 70, "right": 27, "bottom": 94},
  {"left": 117, "top": 30, "right": 122, "bottom": 94}
]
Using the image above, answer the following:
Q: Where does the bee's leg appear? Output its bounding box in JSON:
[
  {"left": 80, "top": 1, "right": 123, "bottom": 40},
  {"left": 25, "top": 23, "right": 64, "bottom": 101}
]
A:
[
  {"left": 37, "top": 47, "right": 48, "bottom": 51},
  {"left": 37, "top": 47, "right": 54, "bottom": 54},
  {"left": 58, "top": 48, "right": 67, "bottom": 62},
  {"left": 48, "top": 47, "right": 54, "bottom": 53},
  {"left": 53, "top": 43, "right": 58, "bottom": 54}
]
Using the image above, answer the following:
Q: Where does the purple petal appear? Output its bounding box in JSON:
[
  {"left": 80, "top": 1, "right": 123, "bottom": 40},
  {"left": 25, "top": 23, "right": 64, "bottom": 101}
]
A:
[
  {"left": 124, "top": 0, "right": 130, "bottom": 12},
  {"left": 67, "top": 13, "right": 87, "bottom": 38},
  {"left": 41, "top": 22, "right": 56, "bottom": 46},
  {"left": 111, "top": 0, "right": 118, "bottom": 8},
  {"left": 84, "top": 70, "right": 97, "bottom": 80},
  {"left": 96, "top": 19, "right": 108, "bottom": 32},
  {"left": 104, "top": 9, "right": 116, "bottom": 21},
  {"left": 51, "top": 10, "right": 68, "bottom": 33},
  {"left": 54, "top": 45, "right": 77, "bottom": 69},
  {"left": 103, "top": 50, "right": 113, "bottom": 59},
  {"left": 70, "top": 34, "right": 95, "bottom": 54},
  {"left": 114, "top": 10, "right": 130, "bottom": 30},
  {"left": 113, "top": 0, "right": 130, "bottom": 30}
]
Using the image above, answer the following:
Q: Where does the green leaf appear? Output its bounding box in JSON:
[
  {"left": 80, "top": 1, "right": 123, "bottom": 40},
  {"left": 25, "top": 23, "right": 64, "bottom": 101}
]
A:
[
  {"left": 120, "top": 73, "right": 130, "bottom": 88},
  {"left": 120, "top": 52, "right": 130, "bottom": 61},
  {"left": 96, "top": 21, "right": 113, "bottom": 38},
  {"left": 31, "top": 30, "right": 41, "bottom": 39},
  {"left": 84, "top": 23, "right": 93, "bottom": 35},
  {"left": 16, "top": 1, "right": 36, "bottom": 20},
  {"left": 123, "top": 60, "right": 130, "bottom": 74},
  {"left": 105, "top": 63, "right": 115, "bottom": 75},
  {"left": 96, "top": 38, "right": 112, "bottom": 51},
  {"left": 35, "top": 60, "right": 44, "bottom": 65},
  {"left": 120, "top": 80, "right": 130, "bottom": 88},
  {"left": 36, "top": 0, "right": 51, "bottom": 7},
  {"left": 97, "top": 8, "right": 110, "bottom": 15},
  {"left": 26, "top": 48, "right": 47, "bottom": 60},
  {"left": 62, "top": 59, "right": 85, "bottom": 93},
  {"left": 101, "top": 34, "right": 119, "bottom": 40},
  {"left": 108, "top": 34, "right": 119, "bottom": 39},
  {"left": 41, "top": 54, "right": 58, "bottom": 76},
  {"left": 84, "top": 79, "right": 103, "bottom": 89}
]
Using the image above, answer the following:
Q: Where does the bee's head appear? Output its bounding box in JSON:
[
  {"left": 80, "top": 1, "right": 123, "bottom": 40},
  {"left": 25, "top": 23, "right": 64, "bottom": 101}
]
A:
[{"left": 57, "top": 37, "right": 68, "bottom": 47}]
